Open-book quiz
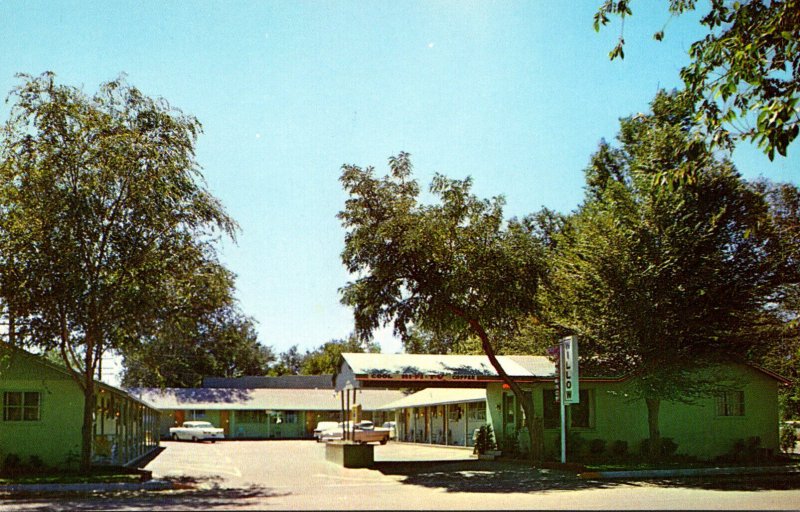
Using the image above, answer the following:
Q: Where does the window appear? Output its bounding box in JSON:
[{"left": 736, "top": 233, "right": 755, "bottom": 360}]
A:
[
  {"left": 503, "top": 393, "right": 515, "bottom": 426},
  {"left": 716, "top": 391, "right": 745, "bottom": 416},
  {"left": 542, "top": 389, "right": 592, "bottom": 429},
  {"left": 283, "top": 411, "right": 298, "bottom": 424},
  {"left": 237, "top": 410, "right": 266, "bottom": 423},
  {"left": 3, "top": 391, "right": 41, "bottom": 422},
  {"left": 468, "top": 402, "right": 486, "bottom": 421}
]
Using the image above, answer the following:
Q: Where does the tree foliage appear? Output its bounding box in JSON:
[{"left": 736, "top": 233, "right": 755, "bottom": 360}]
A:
[
  {"left": 0, "top": 72, "right": 236, "bottom": 470},
  {"left": 595, "top": 0, "right": 800, "bottom": 159},
  {"left": 121, "top": 303, "right": 274, "bottom": 388},
  {"left": 546, "top": 91, "right": 790, "bottom": 456},
  {"left": 746, "top": 180, "right": 800, "bottom": 418},
  {"left": 338, "top": 152, "right": 549, "bottom": 462},
  {"left": 300, "top": 335, "right": 380, "bottom": 375}
]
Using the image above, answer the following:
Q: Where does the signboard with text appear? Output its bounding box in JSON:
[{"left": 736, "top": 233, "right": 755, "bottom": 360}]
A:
[{"left": 562, "top": 335, "right": 579, "bottom": 404}]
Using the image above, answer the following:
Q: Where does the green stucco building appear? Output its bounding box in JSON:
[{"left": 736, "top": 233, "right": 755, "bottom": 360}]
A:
[
  {"left": 0, "top": 344, "right": 160, "bottom": 469},
  {"left": 337, "top": 353, "right": 789, "bottom": 461}
]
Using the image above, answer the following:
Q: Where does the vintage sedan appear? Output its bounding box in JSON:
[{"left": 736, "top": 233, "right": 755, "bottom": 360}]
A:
[
  {"left": 169, "top": 421, "right": 225, "bottom": 442},
  {"left": 320, "top": 421, "right": 390, "bottom": 445}
]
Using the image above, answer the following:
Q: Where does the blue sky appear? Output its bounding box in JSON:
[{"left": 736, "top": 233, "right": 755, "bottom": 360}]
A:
[{"left": 2, "top": 1, "right": 797, "bottom": 358}]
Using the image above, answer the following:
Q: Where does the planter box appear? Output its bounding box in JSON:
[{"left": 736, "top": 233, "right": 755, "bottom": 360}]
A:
[{"left": 325, "top": 441, "right": 374, "bottom": 468}]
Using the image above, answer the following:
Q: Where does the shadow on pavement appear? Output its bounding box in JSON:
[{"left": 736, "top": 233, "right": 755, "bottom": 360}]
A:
[
  {"left": 374, "top": 459, "right": 800, "bottom": 494},
  {"left": 374, "top": 459, "right": 615, "bottom": 493},
  {"left": 1, "top": 475, "right": 292, "bottom": 511}
]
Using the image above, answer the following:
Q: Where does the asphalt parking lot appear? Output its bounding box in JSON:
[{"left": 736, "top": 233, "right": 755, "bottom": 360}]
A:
[{"left": 4, "top": 440, "right": 800, "bottom": 510}]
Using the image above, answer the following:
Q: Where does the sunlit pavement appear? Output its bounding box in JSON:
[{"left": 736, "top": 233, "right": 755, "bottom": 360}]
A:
[{"left": 3, "top": 440, "right": 800, "bottom": 510}]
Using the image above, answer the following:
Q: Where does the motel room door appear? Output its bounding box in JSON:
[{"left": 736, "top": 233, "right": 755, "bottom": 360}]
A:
[{"left": 220, "top": 411, "right": 231, "bottom": 435}]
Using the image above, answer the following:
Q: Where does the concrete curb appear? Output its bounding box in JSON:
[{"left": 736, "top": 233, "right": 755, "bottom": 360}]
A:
[
  {"left": 0, "top": 479, "right": 174, "bottom": 494},
  {"left": 579, "top": 465, "right": 800, "bottom": 479}
]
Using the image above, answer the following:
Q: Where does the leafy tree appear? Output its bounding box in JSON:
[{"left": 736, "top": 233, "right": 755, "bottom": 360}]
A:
[
  {"left": 338, "top": 153, "right": 548, "bottom": 462},
  {"left": 121, "top": 304, "right": 275, "bottom": 388},
  {"left": 746, "top": 180, "right": 800, "bottom": 418},
  {"left": 0, "top": 72, "right": 236, "bottom": 471},
  {"left": 271, "top": 345, "right": 305, "bottom": 376},
  {"left": 595, "top": 0, "right": 800, "bottom": 159},
  {"left": 546, "top": 91, "right": 787, "bottom": 457},
  {"left": 300, "top": 335, "right": 380, "bottom": 375},
  {"left": 402, "top": 325, "right": 480, "bottom": 355}
]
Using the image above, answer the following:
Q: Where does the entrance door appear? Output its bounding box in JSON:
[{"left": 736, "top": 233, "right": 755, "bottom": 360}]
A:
[
  {"left": 174, "top": 410, "right": 185, "bottom": 427},
  {"left": 220, "top": 411, "right": 230, "bottom": 435},
  {"left": 502, "top": 393, "right": 516, "bottom": 442}
]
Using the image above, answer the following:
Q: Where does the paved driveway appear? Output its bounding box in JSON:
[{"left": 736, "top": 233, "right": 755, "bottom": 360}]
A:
[{"left": 4, "top": 440, "right": 800, "bottom": 510}]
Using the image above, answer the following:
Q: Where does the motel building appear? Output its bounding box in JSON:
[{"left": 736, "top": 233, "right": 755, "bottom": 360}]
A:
[
  {"left": 0, "top": 343, "right": 160, "bottom": 469},
  {"left": 336, "top": 353, "right": 789, "bottom": 460},
  {"left": 133, "top": 375, "right": 405, "bottom": 440}
]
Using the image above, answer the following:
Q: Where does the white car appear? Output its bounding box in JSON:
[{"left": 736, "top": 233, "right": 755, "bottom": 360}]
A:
[
  {"left": 320, "top": 421, "right": 390, "bottom": 444},
  {"left": 169, "top": 421, "right": 225, "bottom": 442},
  {"left": 313, "top": 421, "right": 340, "bottom": 441},
  {"left": 382, "top": 421, "right": 397, "bottom": 440}
]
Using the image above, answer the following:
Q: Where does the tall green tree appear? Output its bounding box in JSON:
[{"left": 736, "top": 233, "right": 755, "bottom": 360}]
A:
[
  {"left": 0, "top": 72, "right": 236, "bottom": 470},
  {"left": 120, "top": 305, "right": 275, "bottom": 388},
  {"left": 300, "top": 335, "right": 380, "bottom": 375},
  {"left": 546, "top": 91, "right": 787, "bottom": 457},
  {"left": 747, "top": 180, "right": 800, "bottom": 418},
  {"left": 595, "top": 0, "right": 800, "bottom": 159},
  {"left": 271, "top": 345, "right": 305, "bottom": 376},
  {"left": 120, "top": 256, "right": 275, "bottom": 388},
  {"left": 338, "top": 153, "right": 548, "bottom": 462}
]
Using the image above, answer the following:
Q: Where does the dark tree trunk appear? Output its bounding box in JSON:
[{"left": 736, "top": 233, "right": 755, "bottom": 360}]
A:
[
  {"left": 459, "top": 313, "right": 544, "bottom": 464},
  {"left": 645, "top": 397, "right": 661, "bottom": 460},
  {"left": 8, "top": 308, "right": 15, "bottom": 345},
  {"left": 80, "top": 379, "right": 95, "bottom": 472}
]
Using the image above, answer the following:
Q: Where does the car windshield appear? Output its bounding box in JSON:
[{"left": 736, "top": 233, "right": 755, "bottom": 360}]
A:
[{"left": 188, "top": 422, "right": 213, "bottom": 428}]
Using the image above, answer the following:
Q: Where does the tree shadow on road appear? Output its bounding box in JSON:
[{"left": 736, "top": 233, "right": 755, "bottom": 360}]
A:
[
  {"left": 374, "top": 459, "right": 614, "bottom": 493},
  {"left": 374, "top": 459, "right": 800, "bottom": 494},
  {"left": 1, "top": 474, "right": 292, "bottom": 511}
]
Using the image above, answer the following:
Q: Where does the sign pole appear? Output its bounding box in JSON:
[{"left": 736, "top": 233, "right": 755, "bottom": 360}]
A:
[{"left": 559, "top": 340, "right": 567, "bottom": 464}]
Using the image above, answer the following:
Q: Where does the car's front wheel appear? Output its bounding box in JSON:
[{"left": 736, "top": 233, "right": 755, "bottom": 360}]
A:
[
  {"left": 192, "top": 436, "right": 198, "bottom": 442},
  {"left": 171, "top": 433, "right": 178, "bottom": 441}
]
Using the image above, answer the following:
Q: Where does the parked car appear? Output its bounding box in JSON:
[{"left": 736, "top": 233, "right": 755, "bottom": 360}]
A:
[
  {"left": 169, "top": 421, "right": 225, "bottom": 442},
  {"left": 313, "top": 421, "right": 340, "bottom": 442},
  {"left": 320, "top": 421, "right": 390, "bottom": 444},
  {"left": 382, "top": 421, "right": 397, "bottom": 440}
]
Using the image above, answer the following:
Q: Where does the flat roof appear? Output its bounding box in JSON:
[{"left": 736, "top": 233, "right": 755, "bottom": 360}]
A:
[
  {"left": 336, "top": 353, "right": 555, "bottom": 390},
  {"left": 202, "top": 375, "right": 334, "bottom": 389},
  {"left": 131, "top": 387, "right": 405, "bottom": 411}
]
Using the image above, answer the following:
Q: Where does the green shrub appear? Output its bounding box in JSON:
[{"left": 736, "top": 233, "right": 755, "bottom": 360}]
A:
[
  {"left": 611, "top": 440, "right": 628, "bottom": 458},
  {"left": 28, "top": 455, "right": 45, "bottom": 470},
  {"left": 780, "top": 425, "right": 797, "bottom": 454},
  {"left": 589, "top": 438, "right": 607, "bottom": 455},
  {"left": 661, "top": 438, "right": 678, "bottom": 457},
  {"left": 640, "top": 437, "right": 679, "bottom": 459},
  {"left": 3, "top": 454, "right": 22, "bottom": 470},
  {"left": 2, "top": 454, "right": 24, "bottom": 476},
  {"left": 474, "top": 425, "right": 497, "bottom": 454},
  {"left": 502, "top": 430, "right": 520, "bottom": 456},
  {"left": 727, "top": 436, "right": 764, "bottom": 463}
]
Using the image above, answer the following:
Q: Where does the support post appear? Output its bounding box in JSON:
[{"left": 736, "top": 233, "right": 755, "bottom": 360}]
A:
[
  {"left": 340, "top": 391, "right": 345, "bottom": 441},
  {"left": 560, "top": 341, "right": 567, "bottom": 464}
]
